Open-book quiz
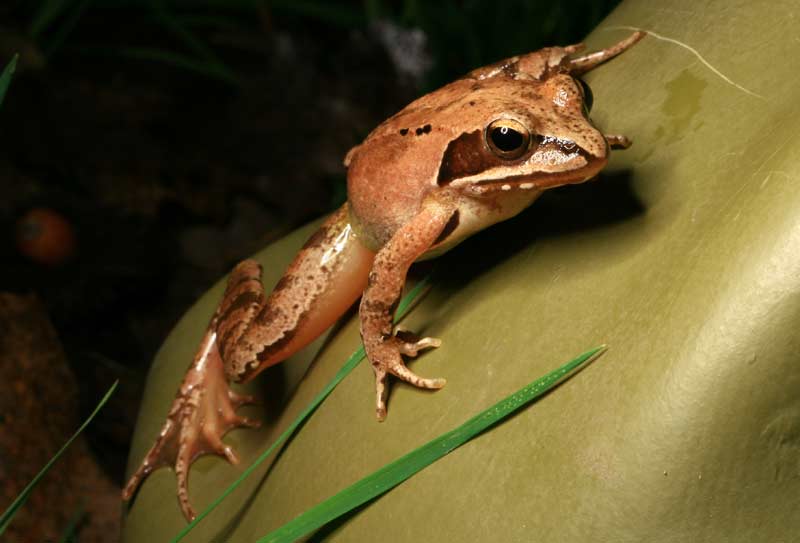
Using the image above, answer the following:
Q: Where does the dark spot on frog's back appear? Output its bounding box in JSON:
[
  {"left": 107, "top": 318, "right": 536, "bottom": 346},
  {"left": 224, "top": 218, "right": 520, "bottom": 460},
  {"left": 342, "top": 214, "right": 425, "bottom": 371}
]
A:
[
  {"left": 415, "top": 124, "right": 432, "bottom": 136},
  {"left": 437, "top": 130, "right": 496, "bottom": 185},
  {"left": 399, "top": 128, "right": 409, "bottom": 136}
]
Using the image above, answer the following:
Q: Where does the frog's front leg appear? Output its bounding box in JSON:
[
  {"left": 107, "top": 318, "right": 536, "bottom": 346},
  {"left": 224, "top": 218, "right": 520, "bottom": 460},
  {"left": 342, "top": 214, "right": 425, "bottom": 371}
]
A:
[
  {"left": 123, "top": 204, "right": 375, "bottom": 520},
  {"left": 360, "top": 199, "right": 456, "bottom": 420}
]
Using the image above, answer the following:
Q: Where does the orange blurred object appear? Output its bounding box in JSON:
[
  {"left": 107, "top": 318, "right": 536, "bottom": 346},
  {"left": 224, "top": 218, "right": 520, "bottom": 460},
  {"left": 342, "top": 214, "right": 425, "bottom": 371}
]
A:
[{"left": 15, "top": 207, "right": 77, "bottom": 266}]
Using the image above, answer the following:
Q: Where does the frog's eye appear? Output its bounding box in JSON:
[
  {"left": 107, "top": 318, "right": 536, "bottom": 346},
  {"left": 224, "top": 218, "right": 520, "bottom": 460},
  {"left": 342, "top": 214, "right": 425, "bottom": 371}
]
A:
[
  {"left": 578, "top": 78, "right": 594, "bottom": 113},
  {"left": 485, "top": 118, "right": 531, "bottom": 160}
]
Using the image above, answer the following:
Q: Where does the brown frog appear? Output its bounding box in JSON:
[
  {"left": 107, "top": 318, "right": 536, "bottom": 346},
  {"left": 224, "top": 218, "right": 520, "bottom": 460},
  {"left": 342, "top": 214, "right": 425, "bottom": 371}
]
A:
[{"left": 123, "top": 31, "right": 645, "bottom": 521}]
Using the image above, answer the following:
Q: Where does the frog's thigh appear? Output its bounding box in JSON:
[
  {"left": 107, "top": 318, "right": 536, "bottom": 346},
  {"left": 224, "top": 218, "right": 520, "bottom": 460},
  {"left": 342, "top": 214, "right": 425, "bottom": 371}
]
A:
[{"left": 219, "top": 204, "right": 375, "bottom": 382}]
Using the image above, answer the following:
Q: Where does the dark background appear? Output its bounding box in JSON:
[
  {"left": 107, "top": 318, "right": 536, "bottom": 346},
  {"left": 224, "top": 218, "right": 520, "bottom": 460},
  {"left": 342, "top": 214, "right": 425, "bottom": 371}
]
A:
[{"left": 0, "top": 0, "right": 618, "bottom": 537}]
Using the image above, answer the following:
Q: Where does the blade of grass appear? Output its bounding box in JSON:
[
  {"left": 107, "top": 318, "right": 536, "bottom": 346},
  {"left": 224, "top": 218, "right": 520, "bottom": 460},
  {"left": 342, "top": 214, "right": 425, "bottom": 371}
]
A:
[
  {"left": 0, "top": 54, "right": 19, "bottom": 108},
  {"left": 170, "top": 274, "right": 433, "bottom": 542},
  {"left": 258, "top": 345, "right": 606, "bottom": 543},
  {"left": 0, "top": 380, "right": 119, "bottom": 536}
]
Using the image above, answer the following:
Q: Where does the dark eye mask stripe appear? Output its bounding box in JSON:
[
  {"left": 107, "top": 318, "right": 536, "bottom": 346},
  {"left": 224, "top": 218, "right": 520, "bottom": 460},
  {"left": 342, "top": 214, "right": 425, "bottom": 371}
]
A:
[
  {"left": 437, "top": 129, "right": 535, "bottom": 186},
  {"left": 437, "top": 130, "right": 487, "bottom": 186}
]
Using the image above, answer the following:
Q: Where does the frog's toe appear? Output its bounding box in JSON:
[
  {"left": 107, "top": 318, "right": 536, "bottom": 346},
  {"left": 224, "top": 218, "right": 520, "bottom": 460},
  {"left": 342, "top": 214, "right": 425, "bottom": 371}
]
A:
[
  {"left": 228, "top": 388, "right": 257, "bottom": 408},
  {"left": 373, "top": 358, "right": 446, "bottom": 421},
  {"left": 374, "top": 368, "right": 389, "bottom": 421},
  {"left": 232, "top": 414, "right": 261, "bottom": 428},
  {"left": 388, "top": 359, "right": 446, "bottom": 389},
  {"left": 370, "top": 332, "right": 446, "bottom": 420},
  {"left": 394, "top": 329, "right": 442, "bottom": 357}
]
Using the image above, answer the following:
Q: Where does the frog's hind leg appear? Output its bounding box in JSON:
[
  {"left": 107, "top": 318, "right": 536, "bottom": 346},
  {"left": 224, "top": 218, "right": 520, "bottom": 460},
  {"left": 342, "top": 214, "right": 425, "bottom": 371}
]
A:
[
  {"left": 122, "top": 204, "right": 375, "bottom": 521},
  {"left": 569, "top": 31, "right": 645, "bottom": 75},
  {"left": 218, "top": 205, "right": 376, "bottom": 383}
]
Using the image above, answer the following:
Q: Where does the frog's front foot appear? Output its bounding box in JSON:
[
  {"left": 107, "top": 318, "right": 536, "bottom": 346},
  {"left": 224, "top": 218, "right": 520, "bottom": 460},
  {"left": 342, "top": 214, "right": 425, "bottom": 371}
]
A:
[
  {"left": 370, "top": 330, "right": 445, "bottom": 421},
  {"left": 122, "top": 328, "right": 260, "bottom": 521}
]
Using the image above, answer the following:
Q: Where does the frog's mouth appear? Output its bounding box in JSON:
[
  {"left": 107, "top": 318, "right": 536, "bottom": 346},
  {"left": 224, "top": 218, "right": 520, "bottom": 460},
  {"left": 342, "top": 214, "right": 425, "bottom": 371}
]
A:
[{"left": 461, "top": 144, "right": 608, "bottom": 195}]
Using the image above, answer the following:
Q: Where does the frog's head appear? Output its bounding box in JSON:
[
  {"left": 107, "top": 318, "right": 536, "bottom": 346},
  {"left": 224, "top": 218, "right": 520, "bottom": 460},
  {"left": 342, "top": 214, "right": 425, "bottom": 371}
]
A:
[
  {"left": 434, "top": 73, "right": 609, "bottom": 196},
  {"left": 343, "top": 32, "right": 643, "bottom": 247},
  {"left": 437, "top": 31, "right": 645, "bottom": 197}
]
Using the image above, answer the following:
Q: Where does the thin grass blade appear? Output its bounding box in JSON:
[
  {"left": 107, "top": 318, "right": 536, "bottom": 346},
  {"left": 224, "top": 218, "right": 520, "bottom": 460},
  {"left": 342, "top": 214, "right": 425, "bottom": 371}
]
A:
[
  {"left": 0, "top": 54, "right": 19, "bottom": 108},
  {"left": 170, "top": 275, "right": 433, "bottom": 542},
  {"left": 0, "top": 381, "right": 118, "bottom": 536},
  {"left": 258, "top": 345, "right": 606, "bottom": 543}
]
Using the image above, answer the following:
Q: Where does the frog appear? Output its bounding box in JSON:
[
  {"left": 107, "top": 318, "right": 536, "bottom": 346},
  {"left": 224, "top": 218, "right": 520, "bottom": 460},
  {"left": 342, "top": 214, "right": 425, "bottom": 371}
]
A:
[{"left": 123, "top": 31, "right": 645, "bottom": 521}]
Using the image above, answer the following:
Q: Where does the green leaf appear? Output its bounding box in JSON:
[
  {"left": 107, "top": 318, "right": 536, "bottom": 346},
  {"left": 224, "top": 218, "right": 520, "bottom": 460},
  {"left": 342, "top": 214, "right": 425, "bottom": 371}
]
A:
[
  {"left": 170, "top": 275, "right": 433, "bottom": 542},
  {"left": 258, "top": 345, "right": 605, "bottom": 543},
  {"left": 0, "top": 54, "right": 19, "bottom": 108},
  {"left": 0, "top": 381, "right": 118, "bottom": 536}
]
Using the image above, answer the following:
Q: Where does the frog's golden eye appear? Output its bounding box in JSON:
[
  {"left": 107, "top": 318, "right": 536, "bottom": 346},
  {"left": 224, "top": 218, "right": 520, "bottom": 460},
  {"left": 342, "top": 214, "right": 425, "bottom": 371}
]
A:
[{"left": 485, "top": 118, "right": 530, "bottom": 160}]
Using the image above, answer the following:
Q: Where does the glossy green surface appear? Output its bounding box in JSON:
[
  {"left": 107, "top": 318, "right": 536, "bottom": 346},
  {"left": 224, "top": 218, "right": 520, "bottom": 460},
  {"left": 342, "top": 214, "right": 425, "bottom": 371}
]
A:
[{"left": 123, "top": 1, "right": 800, "bottom": 541}]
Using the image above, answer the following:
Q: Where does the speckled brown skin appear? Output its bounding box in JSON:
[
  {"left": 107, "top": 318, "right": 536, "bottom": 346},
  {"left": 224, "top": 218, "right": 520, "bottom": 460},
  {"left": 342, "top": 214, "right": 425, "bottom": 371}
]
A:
[
  {"left": 353, "top": 32, "right": 644, "bottom": 418},
  {"left": 123, "top": 204, "right": 375, "bottom": 520},
  {"left": 124, "top": 32, "right": 644, "bottom": 521},
  {"left": 216, "top": 205, "right": 374, "bottom": 382}
]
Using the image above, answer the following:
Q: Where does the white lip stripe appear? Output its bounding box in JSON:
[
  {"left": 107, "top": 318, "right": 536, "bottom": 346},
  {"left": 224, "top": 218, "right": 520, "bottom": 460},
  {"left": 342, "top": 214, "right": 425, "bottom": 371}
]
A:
[{"left": 448, "top": 153, "right": 589, "bottom": 188}]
